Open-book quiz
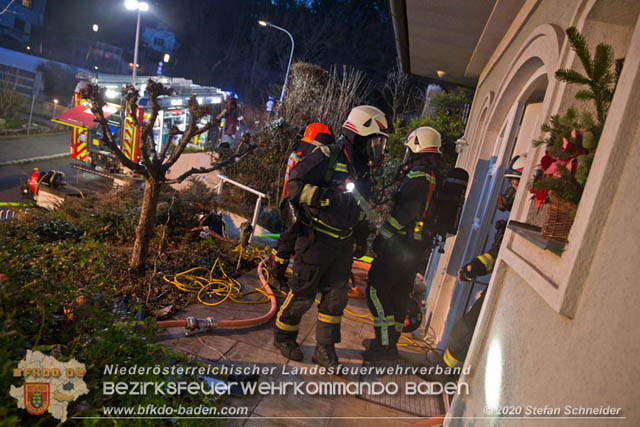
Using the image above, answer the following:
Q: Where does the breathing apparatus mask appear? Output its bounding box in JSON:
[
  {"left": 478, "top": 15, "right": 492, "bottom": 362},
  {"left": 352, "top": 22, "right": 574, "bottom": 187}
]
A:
[
  {"left": 497, "top": 185, "right": 516, "bottom": 212},
  {"left": 364, "top": 134, "right": 387, "bottom": 168}
]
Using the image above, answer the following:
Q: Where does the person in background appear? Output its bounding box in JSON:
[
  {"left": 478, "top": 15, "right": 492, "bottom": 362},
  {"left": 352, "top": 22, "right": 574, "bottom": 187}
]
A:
[{"left": 422, "top": 154, "right": 525, "bottom": 381}]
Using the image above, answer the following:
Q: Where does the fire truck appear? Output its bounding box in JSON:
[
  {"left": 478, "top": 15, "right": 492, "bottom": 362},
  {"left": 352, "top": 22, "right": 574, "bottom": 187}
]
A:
[{"left": 52, "top": 73, "right": 228, "bottom": 173}]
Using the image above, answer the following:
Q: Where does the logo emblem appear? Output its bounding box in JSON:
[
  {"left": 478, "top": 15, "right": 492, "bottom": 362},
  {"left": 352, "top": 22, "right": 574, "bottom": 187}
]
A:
[{"left": 24, "top": 383, "right": 50, "bottom": 415}]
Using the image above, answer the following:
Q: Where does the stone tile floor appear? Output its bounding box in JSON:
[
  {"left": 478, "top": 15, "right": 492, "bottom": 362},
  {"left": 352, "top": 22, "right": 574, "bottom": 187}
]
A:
[{"left": 156, "top": 268, "right": 445, "bottom": 426}]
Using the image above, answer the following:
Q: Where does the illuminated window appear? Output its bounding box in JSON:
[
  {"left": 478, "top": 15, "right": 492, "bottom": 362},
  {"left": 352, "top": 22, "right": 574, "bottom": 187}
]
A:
[{"left": 22, "top": 0, "right": 32, "bottom": 8}]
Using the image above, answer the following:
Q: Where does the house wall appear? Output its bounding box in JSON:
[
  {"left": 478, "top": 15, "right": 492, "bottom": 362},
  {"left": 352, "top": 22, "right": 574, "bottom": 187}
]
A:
[{"left": 425, "top": 0, "right": 640, "bottom": 424}]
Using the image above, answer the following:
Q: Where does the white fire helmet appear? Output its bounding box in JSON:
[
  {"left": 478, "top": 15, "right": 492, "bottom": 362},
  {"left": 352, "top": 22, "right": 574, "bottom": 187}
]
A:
[
  {"left": 405, "top": 126, "right": 442, "bottom": 154},
  {"left": 343, "top": 105, "right": 389, "bottom": 137}
]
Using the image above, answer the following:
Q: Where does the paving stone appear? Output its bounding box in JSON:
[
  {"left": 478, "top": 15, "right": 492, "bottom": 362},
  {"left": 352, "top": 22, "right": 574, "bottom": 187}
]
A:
[
  {"left": 329, "top": 396, "right": 422, "bottom": 425},
  {"left": 187, "top": 343, "right": 287, "bottom": 425},
  {"left": 240, "top": 416, "right": 290, "bottom": 427},
  {"left": 160, "top": 267, "right": 424, "bottom": 423},
  {"left": 157, "top": 329, "right": 238, "bottom": 361},
  {"left": 251, "top": 392, "right": 334, "bottom": 426}
]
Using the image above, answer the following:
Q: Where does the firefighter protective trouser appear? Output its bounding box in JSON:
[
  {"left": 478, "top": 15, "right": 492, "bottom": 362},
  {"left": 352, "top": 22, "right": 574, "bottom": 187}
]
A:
[
  {"left": 444, "top": 290, "right": 486, "bottom": 367},
  {"left": 274, "top": 230, "right": 353, "bottom": 345},
  {"left": 365, "top": 239, "right": 423, "bottom": 347}
]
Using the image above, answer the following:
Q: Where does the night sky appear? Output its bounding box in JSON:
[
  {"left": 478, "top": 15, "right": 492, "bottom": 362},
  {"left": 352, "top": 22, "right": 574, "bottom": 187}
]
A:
[{"left": 38, "top": 0, "right": 397, "bottom": 102}]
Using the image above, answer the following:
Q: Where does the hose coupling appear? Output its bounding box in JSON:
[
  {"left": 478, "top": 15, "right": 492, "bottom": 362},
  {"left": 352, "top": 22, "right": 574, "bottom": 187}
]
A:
[
  {"left": 185, "top": 316, "right": 199, "bottom": 331},
  {"left": 201, "top": 316, "right": 218, "bottom": 331},
  {"left": 184, "top": 316, "right": 217, "bottom": 336}
]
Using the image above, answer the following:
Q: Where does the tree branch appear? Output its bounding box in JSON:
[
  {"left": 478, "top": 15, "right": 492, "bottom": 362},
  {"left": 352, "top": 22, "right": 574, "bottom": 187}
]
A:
[
  {"left": 163, "top": 96, "right": 216, "bottom": 172},
  {"left": 159, "top": 126, "right": 182, "bottom": 161},
  {"left": 80, "top": 84, "right": 145, "bottom": 174}
]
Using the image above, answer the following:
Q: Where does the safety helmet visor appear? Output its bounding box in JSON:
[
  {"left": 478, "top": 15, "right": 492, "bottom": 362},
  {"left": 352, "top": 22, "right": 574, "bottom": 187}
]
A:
[{"left": 365, "top": 134, "right": 387, "bottom": 167}]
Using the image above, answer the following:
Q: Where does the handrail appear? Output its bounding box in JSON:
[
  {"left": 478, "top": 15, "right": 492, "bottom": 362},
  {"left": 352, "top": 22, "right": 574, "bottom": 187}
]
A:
[
  {"left": 216, "top": 175, "right": 266, "bottom": 199},
  {"left": 216, "top": 174, "right": 267, "bottom": 243}
]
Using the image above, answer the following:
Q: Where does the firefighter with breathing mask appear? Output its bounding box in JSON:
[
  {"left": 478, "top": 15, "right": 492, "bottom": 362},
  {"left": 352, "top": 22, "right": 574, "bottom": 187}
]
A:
[{"left": 273, "top": 106, "right": 388, "bottom": 368}]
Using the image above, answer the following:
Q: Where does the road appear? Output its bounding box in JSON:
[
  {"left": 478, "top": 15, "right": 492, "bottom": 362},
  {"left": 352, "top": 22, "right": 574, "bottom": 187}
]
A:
[
  {"left": 0, "top": 132, "right": 69, "bottom": 164},
  {"left": 0, "top": 132, "right": 110, "bottom": 205}
]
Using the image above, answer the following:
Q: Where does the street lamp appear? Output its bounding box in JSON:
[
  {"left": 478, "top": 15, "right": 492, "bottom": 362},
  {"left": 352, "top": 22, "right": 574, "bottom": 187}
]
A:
[
  {"left": 258, "top": 20, "right": 294, "bottom": 103},
  {"left": 125, "top": 0, "right": 149, "bottom": 86},
  {"left": 52, "top": 99, "right": 59, "bottom": 118},
  {"left": 92, "top": 24, "right": 99, "bottom": 32}
]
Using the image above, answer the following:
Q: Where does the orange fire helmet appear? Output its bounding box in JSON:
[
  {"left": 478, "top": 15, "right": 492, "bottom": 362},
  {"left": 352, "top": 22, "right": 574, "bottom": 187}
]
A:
[{"left": 301, "top": 123, "right": 332, "bottom": 144}]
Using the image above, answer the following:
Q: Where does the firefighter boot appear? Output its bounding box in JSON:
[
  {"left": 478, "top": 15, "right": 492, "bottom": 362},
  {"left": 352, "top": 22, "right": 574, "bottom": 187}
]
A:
[
  {"left": 312, "top": 344, "right": 340, "bottom": 369},
  {"left": 361, "top": 338, "right": 398, "bottom": 362},
  {"left": 418, "top": 349, "right": 460, "bottom": 384},
  {"left": 273, "top": 339, "right": 303, "bottom": 362}
]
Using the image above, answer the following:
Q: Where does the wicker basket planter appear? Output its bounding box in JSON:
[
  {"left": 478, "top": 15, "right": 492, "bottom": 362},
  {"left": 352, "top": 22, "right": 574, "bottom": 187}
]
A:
[{"left": 541, "top": 199, "right": 575, "bottom": 242}]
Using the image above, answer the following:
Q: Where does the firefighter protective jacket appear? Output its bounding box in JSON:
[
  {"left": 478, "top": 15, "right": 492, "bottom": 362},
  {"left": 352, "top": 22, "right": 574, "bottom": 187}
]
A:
[
  {"left": 468, "top": 220, "right": 507, "bottom": 277},
  {"left": 378, "top": 164, "right": 437, "bottom": 244},
  {"left": 287, "top": 143, "right": 370, "bottom": 244}
]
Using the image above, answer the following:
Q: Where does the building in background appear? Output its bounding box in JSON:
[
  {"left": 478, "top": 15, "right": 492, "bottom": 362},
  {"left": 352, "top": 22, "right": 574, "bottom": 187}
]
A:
[
  {"left": 139, "top": 22, "right": 178, "bottom": 76},
  {"left": 0, "top": 0, "right": 46, "bottom": 46},
  {"left": 391, "top": 0, "right": 640, "bottom": 424}
]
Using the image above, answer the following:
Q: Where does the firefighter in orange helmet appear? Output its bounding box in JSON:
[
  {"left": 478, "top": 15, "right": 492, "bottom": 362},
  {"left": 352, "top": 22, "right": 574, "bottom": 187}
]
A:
[{"left": 268, "top": 123, "right": 335, "bottom": 291}]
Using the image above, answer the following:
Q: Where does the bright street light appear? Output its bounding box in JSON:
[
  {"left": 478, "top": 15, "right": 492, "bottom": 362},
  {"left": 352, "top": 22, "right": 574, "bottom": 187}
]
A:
[
  {"left": 92, "top": 24, "right": 99, "bottom": 32},
  {"left": 124, "top": 0, "right": 149, "bottom": 85},
  {"left": 163, "top": 53, "right": 170, "bottom": 63},
  {"left": 258, "top": 20, "right": 294, "bottom": 103}
]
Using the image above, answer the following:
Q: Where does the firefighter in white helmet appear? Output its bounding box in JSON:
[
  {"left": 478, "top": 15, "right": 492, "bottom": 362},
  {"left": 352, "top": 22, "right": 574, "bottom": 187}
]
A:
[
  {"left": 273, "top": 105, "right": 388, "bottom": 368},
  {"left": 363, "top": 126, "right": 442, "bottom": 361}
]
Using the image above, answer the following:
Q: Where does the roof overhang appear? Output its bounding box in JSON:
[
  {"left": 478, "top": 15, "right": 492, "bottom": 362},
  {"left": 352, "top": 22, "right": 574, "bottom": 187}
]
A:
[{"left": 390, "top": 0, "right": 524, "bottom": 87}]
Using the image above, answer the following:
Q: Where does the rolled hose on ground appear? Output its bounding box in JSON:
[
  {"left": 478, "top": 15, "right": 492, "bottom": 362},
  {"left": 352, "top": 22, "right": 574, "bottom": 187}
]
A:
[{"left": 156, "top": 259, "right": 277, "bottom": 332}]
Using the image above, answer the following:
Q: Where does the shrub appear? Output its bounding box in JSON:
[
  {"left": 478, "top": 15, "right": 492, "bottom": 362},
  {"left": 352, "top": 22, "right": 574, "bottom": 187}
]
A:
[{"left": 0, "top": 183, "right": 261, "bottom": 425}]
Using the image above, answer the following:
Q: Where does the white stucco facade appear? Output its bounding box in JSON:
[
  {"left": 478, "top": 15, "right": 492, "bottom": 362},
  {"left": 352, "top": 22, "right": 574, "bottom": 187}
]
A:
[{"left": 403, "top": 0, "right": 640, "bottom": 424}]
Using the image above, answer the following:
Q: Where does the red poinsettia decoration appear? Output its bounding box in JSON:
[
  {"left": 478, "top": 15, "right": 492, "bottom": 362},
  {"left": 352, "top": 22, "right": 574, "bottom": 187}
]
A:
[{"left": 529, "top": 127, "right": 583, "bottom": 210}]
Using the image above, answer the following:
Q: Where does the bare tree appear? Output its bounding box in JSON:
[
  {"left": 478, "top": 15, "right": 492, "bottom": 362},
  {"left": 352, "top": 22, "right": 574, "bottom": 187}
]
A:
[
  {"left": 81, "top": 79, "right": 255, "bottom": 270},
  {"left": 379, "top": 59, "right": 422, "bottom": 123}
]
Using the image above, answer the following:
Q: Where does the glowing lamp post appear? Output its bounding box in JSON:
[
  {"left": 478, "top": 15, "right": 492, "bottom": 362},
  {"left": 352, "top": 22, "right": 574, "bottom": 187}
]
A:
[
  {"left": 124, "top": 0, "right": 149, "bottom": 86},
  {"left": 258, "top": 20, "right": 294, "bottom": 103}
]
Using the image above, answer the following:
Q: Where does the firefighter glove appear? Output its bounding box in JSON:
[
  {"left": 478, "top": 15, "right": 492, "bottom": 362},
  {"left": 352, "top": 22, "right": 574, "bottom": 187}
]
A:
[{"left": 458, "top": 258, "right": 487, "bottom": 281}]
